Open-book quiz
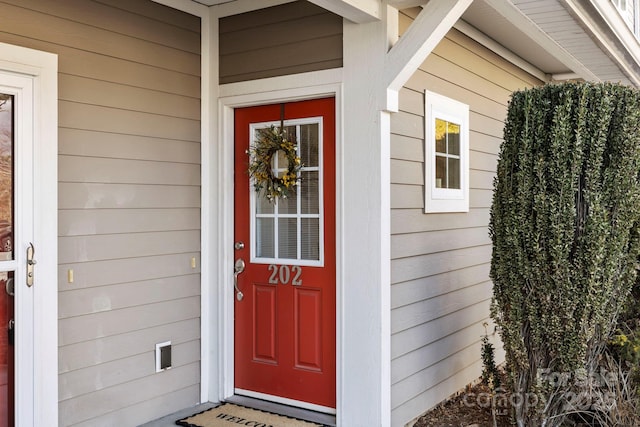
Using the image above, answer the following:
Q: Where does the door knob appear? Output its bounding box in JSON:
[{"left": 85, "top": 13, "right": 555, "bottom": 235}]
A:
[
  {"left": 5, "top": 278, "right": 13, "bottom": 297},
  {"left": 234, "top": 258, "right": 245, "bottom": 301}
]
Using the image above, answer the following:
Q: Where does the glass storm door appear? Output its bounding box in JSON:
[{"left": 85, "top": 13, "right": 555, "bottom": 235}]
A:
[
  {"left": 233, "top": 98, "right": 336, "bottom": 412},
  {"left": 0, "top": 92, "right": 14, "bottom": 427},
  {"left": 0, "top": 71, "right": 35, "bottom": 427},
  {"left": 0, "top": 74, "right": 31, "bottom": 427}
]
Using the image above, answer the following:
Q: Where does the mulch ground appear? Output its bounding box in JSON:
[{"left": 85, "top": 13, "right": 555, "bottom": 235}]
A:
[{"left": 412, "top": 382, "right": 514, "bottom": 427}]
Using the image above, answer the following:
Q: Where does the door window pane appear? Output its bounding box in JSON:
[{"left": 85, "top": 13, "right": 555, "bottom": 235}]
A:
[
  {"left": 300, "top": 124, "right": 319, "bottom": 167},
  {"left": 277, "top": 190, "right": 298, "bottom": 214},
  {"left": 256, "top": 218, "right": 275, "bottom": 258},
  {"left": 0, "top": 95, "right": 13, "bottom": 261},
  {"left": 301, "top": 218, "right": 320, "bottom": 260},
  {"left": 301, "top": 171, "right": 319, "bottom": 214},
  {"left": 278, "top": 218, "right": 297, "bottom": 259}
]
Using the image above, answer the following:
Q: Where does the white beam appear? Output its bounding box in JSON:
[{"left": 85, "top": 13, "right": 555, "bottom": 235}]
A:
[
  {"left": 453, "top": 20, "right": 549, "bottom": 83},
  {"left": 552, "top": 72, "right": 582, "bottom": 81},
  {"left": 308, "top": 0, "right": 381, "bottom": 23},
  {"left": 388, "top": 0, "right": 428, "bottom": 9},
  {"left": 151, "top": 0, "right": 208, "bottom": 16},
  {"left": 214, "top": 0, "right": 296, "bottom": 18},
  {"left": 384, "top": 0, "right": 473, "bottom": 92}
]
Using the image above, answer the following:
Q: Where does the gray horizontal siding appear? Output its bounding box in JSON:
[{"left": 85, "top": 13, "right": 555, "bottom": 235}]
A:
[
  {"left": 0, "top": 0, "right": 202, "bottom": 425},
  {"left": 219, "top": 0, "right": 342, "bottom": 84},
  {"left": 59, "top": 318, "right": 200, "bottom": 373},
  {"left": 59, "top": 183, "right": 201, "bottom": 210},
  {"left": 59, "top": 363, "right": 200, "bottom": 425},
  {"left": 390, "top": 10, "right": 543, "bottom": 426},
  {"left": 59, "top": 208, "right": 200, "bottom": 236},
  {"left": 59, "top": 128, "right": 201, "bottom": 164},
  {"left": 56, "top": 253, "right": 201, "bottom": 295}
]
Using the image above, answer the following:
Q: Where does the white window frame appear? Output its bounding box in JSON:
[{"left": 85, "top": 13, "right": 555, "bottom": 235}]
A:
[
  {"left": 424, "top": 90, "right": 469, "bottom": 213},
  {"left": 249, "top": 117, "right": 325, "bottom": 267}
]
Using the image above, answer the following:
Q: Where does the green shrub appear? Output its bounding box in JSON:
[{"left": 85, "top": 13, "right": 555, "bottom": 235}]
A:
[{"left": 489, "top": 82, "right": 640, "bottom": 426}]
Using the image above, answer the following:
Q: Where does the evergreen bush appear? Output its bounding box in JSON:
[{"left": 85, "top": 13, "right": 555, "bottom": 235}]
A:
[{"left": 489, "top": 82, "right": 640, "bottom": 427}]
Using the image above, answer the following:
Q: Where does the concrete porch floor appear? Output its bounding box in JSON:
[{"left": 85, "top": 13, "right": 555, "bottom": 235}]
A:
[
  {"left": 138, "top": 396, "right": 336, "bottom": 427},
  {"left": 138, "top": 402, "right": 218, "bottom": 427}
]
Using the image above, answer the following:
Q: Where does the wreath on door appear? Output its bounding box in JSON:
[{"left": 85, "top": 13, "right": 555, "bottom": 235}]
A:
[{"left": 247, "top": 125, "right": 303, "bottom": 202}]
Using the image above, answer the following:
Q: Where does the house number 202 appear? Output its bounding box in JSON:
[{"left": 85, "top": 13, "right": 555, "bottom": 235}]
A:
[{"left": 268, "top": 264, "right": 302, "bottom": 286}]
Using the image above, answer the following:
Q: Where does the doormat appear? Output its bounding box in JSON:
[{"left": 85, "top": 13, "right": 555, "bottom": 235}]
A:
[{"left": 176, "top": 403, "right": 324, "bottom": 427}]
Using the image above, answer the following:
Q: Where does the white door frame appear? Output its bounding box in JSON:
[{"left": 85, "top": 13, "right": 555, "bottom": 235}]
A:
[
  {"left": 214, "top": 68, "right": 343, "bottom": 410},
  {"left": 0, "top": 43, "right": 58, "bottom": 427}
]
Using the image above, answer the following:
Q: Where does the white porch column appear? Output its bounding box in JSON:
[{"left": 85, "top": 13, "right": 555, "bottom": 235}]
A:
[
  {"left": 340, "top": 2, "right": 473, "bottom": 424},
  {"left": 341, "top": 10, "right": 392, "bottom": 426}
]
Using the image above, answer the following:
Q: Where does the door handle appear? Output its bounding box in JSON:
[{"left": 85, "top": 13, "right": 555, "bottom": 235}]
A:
[
  {"left": 234, "top": 258, "right": 245, "bottom": 301},
  {"left": 5, "top": 277, "right": 13, "bottom": 296},
  {"left": 26, "top": 242, "right": 36, "bottom": 287},
  {"left": 8, "top": 319, "right": 14, "bottom": 346}
]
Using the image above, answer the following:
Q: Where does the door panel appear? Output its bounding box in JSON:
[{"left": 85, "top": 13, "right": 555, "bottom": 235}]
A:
[
  {"left": 294, "top": 287, "right": 322, "bottom": 371},
  {"left": 234, "top": 98, "right": 336, "bottom": 410}
]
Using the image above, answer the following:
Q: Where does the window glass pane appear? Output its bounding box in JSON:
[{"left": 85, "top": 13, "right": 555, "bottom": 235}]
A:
[
  {"left": 0, "top": 94, "right": 13, "bottom": 261},
  {"left": 448, "top": 158, "right": 460, "bottom": 189},
  {"left": 257, "top": 195, "right": 274, "bottom": 214},
  {"left": 435, "top": 118, "right": 446, "bottom": 153},
  {"left": 273, "top": 149, "right": 288, "bottom": 179},
  {"left": 301, "top": 171, "right": 319, "bottom": 214},
  {"left": 277, "top": 188, "right": 298, "bottom": 214},
  {"left": 301, "top": 218, "right": 320, "bottom": 261},
  {"left": 447, "top": 122, "right": 460, "bottom": 156},
  {"left": 256, "top": 218, "right": 275, "bottom": 258},
  {"left": 281, "top": 125, "right": 296, "bottom": 144},
  {"left": 435, "top": 156, "right": 446, "bottom": 188},
  {"left": 278, "top": 218, "right": 297, "bottom": 259},
  {"left": 300, "top": 123, "right": 319, "bottom": 167}
]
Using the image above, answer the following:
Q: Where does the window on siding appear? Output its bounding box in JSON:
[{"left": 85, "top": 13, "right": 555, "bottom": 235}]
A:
[
  {"left": 612, "top": 0, "right": 636, "bottom": 32},
  {"left": 424, "top": 91, "right": 469, "bottom": 213}
]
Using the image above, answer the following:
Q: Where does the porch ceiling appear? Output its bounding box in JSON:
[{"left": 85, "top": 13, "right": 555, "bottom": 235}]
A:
[{"left": 183, "top": 0, "right": 640, "bottom": 86}]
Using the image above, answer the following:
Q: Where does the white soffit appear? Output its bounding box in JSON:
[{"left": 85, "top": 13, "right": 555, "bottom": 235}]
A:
[
  {"left": 461, "top": 0, "right": 570, "bottom": 75},
  {"left": 460, "top": 0, "right": 635, "bottom": 86},
  {"left": 510, "top": 0, "right": 632, "bottom": 85}
]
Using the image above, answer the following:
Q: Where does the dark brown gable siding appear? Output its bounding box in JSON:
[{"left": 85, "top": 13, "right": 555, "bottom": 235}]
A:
[{"left": 219, "top": 0, "right": 343, "bottom": 84}]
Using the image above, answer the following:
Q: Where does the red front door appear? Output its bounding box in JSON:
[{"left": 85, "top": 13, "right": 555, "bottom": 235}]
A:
[{"left": 234, "top": 98, "right": 336, "bottom": 410}]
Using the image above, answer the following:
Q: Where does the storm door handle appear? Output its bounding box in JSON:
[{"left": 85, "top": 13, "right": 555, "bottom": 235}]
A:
[{"left": 26, "top": 242, "right": 36, "bottom": 287}]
